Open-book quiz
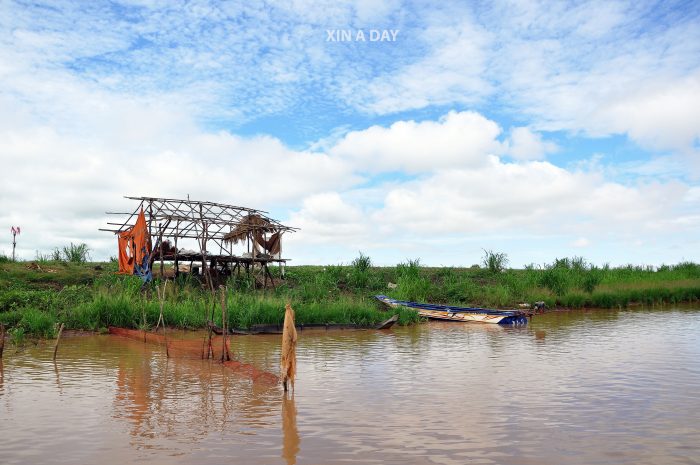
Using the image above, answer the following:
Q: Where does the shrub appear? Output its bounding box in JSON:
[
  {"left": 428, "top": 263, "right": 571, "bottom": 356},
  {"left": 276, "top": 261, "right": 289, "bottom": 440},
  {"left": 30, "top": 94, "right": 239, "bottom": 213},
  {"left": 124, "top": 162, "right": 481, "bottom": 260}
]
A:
[
  {"left": 395, "top": 275, "right": 432, "bottom": 302},
  {"left": 351, "top": 252, "right": 371, "bottom": 272},
  {"left": 349, "top": 252, "right": 372, "bottom": 289},
  {"left": 62, "top": 243, "right": 91, "bottom": 263},
  {"left": 539, "top": 268, "right": 570, "bottom": 295},
  {"left": 396, "top": 259, "right": 421, "bottom": 279},
  {"left": 581, "top": 271, "right": 602, "bottom": 294},
  {"left": 19, "top": 308, "right": 57, "bottom": 338},
  {"left": 9, "top": 327, "right": 25, "bottom": 345},
  {"left": 482, "top": 249, "right": 509, "bottom": 274}
]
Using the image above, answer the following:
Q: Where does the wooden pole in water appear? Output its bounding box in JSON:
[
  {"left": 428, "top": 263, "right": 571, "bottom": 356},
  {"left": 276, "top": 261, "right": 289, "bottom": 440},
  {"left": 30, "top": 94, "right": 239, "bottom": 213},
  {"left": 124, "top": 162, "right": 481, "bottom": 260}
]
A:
[
  {"left": 155, "top": 280, "right": 168, "bottom": 331},
  {"left": 281, "top": 303, "right": 297, "bottom": 393},
  {"left": 0, "top": 323, "right": 5, "bottom": 359},
  {"left": 156, "top": 280, "right": 169, "bottom": 357},
  {"left": 142, "top": 299, "right": 147, "bottom": 343},
  {"left": 52, "top": 323, "right": 65, "bottom": 361},
  {"left": 219, "top": 286, "right": 230, "bottom": 362}
]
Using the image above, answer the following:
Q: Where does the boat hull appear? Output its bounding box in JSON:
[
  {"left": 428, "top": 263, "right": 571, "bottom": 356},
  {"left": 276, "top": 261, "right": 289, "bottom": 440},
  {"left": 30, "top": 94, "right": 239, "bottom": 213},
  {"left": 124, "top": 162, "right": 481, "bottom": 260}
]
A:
[
  {"left": 375, "top": 295, "right": 528, "bottom": 325},
  {"left": 415, "top": 309, "right": 528, "bottom": 325}
]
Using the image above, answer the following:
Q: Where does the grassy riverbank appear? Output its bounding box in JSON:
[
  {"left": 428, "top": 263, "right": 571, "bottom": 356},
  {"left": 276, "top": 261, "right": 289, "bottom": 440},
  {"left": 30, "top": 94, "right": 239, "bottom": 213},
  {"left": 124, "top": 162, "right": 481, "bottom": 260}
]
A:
[
  {"left": 1, "top": 255, "right": 699, "bottom": 339},
  {"left": 283, "top": 257, "right": 700, "bottom": 309},
  {"left": 0, "top": 259, "right": 420, "bottom": 341}
]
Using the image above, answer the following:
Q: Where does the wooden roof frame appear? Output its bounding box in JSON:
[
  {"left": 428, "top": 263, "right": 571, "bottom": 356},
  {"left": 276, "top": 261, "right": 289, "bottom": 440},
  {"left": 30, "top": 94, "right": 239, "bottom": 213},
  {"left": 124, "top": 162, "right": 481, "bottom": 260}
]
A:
[{"left": 99, "top": 196, "right": 297, "bottom": 257}]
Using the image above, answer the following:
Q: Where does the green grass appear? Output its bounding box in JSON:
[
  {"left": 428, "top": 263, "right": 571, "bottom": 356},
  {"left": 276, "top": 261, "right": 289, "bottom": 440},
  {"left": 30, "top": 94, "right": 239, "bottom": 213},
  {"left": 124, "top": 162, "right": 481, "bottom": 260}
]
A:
[{"left": 0, "top": 254, "right": 698, "bottom": 339}]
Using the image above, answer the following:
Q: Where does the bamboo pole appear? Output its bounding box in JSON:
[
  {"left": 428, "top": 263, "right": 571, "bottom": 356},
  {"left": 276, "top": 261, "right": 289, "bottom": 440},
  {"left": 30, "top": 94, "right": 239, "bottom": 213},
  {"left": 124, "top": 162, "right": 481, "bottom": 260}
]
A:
[
  {"left": 142, "top": 298, "right": 147, "bottom": 342},
  {"left": 174, "top": 221, "right": 180, "bottom": 279},
  {"left": 148, "top": 201, "right": 153, "bottom": 239},
  {"left": 281, "top": 304, "right": 297, "bottom": 393},
  {"left": 198, "top": 213, "right": 216, "bottom": 360},
  {"left": 155, "top": 280, "right": 168, "bottom": 332},
  {"left": 52, "top": 323, "right": 65, "bottom": 360},
  {"left": 155, "top": 280, "right": 169, "bottom": 358},
  {"left": 219, "top": 286, "right": 230, "bottom": 362},
  {"left": 158, "top": 223, "right": 165, "bottom": 278}
]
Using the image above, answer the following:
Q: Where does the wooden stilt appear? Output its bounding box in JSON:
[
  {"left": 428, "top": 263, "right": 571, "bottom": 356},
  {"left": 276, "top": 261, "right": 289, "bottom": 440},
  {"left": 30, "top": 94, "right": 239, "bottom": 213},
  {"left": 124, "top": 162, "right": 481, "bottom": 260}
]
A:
[
  {"left": 159, "top": 223, "right": 165, "bottom": 278},
  {"left": 174, "top": 222, "right": 180, "bottom": 279},
  {"left": 264, "top": 264, "right": 276, "bottom": 290}
]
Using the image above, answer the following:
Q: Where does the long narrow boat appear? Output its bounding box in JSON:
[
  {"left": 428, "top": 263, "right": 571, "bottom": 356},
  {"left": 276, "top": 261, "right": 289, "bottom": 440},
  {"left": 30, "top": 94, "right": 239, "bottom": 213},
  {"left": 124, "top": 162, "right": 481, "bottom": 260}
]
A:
[{"left": 375, "top": 295, "right": 529, "bottom": 325}]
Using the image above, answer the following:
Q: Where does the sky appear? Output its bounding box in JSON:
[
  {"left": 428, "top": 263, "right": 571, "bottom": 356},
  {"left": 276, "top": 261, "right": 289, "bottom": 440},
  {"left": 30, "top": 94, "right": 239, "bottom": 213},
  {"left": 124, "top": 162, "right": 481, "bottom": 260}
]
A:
[{"left": 1, "top": 0, "right": 699, "bottom": 267}]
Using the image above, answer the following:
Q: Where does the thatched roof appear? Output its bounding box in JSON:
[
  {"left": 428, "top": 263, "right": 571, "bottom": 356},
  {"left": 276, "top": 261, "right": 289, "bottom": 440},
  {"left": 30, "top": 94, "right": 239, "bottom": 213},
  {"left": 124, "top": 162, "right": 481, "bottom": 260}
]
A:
[{"left": 223, "top": 214, "right": 278, "bottom": 244}]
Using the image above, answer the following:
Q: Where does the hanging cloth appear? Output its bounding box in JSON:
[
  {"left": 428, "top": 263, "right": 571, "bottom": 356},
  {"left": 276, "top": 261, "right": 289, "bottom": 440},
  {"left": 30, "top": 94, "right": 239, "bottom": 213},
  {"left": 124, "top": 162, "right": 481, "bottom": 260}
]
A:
[
  {"left": 116, "top": 210, "right": 152, "bottom": 281},
  {"left": 117, "top": 230, "right": 134, "bottom": 274},
  {"left": 253, "top": 231, "right": 281, "bottom": 255}
]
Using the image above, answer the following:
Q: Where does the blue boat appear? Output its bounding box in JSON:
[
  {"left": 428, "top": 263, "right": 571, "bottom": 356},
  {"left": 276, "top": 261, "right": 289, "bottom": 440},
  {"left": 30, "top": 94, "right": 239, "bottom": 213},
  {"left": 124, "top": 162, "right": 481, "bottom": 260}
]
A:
[{"left": 375, "top": 295, "right": 529, "bottom": 325}]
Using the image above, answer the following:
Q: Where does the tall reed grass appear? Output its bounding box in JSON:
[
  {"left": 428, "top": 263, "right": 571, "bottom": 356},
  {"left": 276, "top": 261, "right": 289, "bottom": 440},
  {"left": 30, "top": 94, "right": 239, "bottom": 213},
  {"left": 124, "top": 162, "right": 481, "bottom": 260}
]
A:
[{"left": 1, "top": 253, "right": 698, "bottom": 338}]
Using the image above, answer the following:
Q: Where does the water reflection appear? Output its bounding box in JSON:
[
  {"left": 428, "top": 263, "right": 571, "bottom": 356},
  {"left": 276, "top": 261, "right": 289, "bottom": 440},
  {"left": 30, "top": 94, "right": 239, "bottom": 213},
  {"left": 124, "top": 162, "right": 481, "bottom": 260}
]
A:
[
  {"left": 534, "top": 329, "right": 546, "bottom": 341},
  {"left": 282, "top": 395, "right": 299, "bottom": 465},
  {"left": 1, "top": 308, "right": 699, "bottom": 465},
  {"left": 114, "top": 357, "right": 152, "bottom": 434},
  {"left": 52, "top": 360, "right": 63, "bottom": 395},
  {"left": 109, "top": 336, "right": 282, "bottom": 450}
]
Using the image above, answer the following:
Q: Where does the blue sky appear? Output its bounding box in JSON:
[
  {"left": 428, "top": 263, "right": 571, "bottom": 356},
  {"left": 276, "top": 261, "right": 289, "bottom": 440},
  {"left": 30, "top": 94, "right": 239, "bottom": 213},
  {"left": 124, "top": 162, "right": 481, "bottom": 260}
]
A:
[{"left": 1, "top": 0, "right": 699, "bottom": 266}]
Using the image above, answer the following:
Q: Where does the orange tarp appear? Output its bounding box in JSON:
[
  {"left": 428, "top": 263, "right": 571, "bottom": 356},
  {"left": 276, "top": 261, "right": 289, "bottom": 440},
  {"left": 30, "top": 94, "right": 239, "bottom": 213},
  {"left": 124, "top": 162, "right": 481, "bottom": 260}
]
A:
[{"left": 117, "top": 210, "right": 152, "bottom": 274}]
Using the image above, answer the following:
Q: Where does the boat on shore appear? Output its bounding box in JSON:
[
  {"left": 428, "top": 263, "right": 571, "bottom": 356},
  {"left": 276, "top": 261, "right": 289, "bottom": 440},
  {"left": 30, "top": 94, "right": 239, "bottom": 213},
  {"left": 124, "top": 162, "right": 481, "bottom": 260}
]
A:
[{"left": 375, "top": 295, "right": 529, "bottom": 325}]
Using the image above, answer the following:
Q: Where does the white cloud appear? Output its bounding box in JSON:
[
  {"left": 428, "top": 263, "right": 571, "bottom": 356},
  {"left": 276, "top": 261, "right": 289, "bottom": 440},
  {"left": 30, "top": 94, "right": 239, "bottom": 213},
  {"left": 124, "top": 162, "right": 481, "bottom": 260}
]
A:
[
  {"left": 374, "top": 162, "right": 687, "bottom": 236},
  {"left": 287, "top": 192, "right": 370, "bottom": 243},
  {"left": 333, "top": 1, "right": 700, "bottom": 156},
  {"left": 685, "top": 187, "right": 700, "bottom": 203},
  {"left": 343, "top": 14, "right": 493, "bottom": 113},
  {"left": 594, "top": 76, "right": 700, "bottom": 153},
  {"left": 289, "top": 110, "right": 700, "bottom": 264},
  {"left": 0, "top": 108, "right": 356, "bottom": 260},
  {"left": 2, "top": 1, "right": 699, "bottom": 266},
  {"left": 571, "top": 237, "right": 590, "bottom": 248},
  {"left": 330, "top": 111, "right": 503, "bottom": 173},
  {"left": 3, "top": 0, "right": 698, "bottom": 158},
  {"left": 485, "top": 2, "right": 700, "bottom": 154},
  {"left": 506, "top": 127, "right": 558, "bottom": 160}
]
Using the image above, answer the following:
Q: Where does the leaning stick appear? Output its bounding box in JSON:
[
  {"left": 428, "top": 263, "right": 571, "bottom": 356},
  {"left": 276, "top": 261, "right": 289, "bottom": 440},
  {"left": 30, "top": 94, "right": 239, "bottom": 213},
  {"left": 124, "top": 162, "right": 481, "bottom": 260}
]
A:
[{"left": 52, "top": 323, "right": 65, "bottom": 360}]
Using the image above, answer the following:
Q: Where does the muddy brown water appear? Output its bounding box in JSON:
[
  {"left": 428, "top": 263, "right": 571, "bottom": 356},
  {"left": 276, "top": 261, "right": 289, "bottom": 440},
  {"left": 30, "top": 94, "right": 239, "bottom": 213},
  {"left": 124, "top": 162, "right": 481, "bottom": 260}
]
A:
[{"left": 1, "top": 307, "right": 699, "bottom": 465}]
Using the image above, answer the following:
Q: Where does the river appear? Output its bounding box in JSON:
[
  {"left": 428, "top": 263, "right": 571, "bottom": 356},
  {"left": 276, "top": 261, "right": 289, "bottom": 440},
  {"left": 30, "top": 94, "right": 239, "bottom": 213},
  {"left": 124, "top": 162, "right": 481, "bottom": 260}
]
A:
[{"left": 1, "top": 307, "right": 699, "bottom": 464}]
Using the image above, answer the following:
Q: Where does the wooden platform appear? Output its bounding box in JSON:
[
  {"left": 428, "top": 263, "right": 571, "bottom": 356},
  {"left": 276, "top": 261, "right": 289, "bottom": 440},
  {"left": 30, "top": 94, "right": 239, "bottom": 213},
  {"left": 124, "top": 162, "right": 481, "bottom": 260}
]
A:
[{"left": 155, "top": 252, "right": 289, "bottom": 288}]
